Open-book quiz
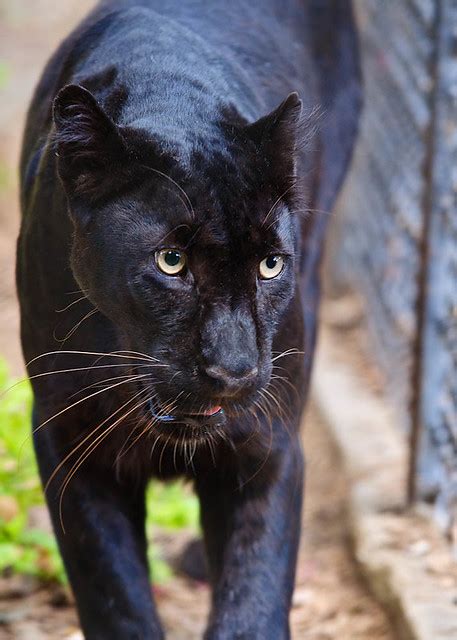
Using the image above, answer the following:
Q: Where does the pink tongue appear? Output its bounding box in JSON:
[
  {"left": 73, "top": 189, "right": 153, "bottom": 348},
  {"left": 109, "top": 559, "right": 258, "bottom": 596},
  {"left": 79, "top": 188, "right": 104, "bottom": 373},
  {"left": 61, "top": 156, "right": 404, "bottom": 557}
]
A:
[{"left": 203, "top": 405, "right": 222, "bottom": 416}]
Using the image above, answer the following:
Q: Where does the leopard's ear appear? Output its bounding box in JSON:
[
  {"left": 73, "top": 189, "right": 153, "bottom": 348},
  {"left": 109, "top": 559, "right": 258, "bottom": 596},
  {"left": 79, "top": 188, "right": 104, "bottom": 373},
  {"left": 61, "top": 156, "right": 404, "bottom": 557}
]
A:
[
  {"left": 244, "top": 92, "right": 304, "bottom": 191},
  {"left": 53, "top": 84, "right": 128, "bottom": 203}
]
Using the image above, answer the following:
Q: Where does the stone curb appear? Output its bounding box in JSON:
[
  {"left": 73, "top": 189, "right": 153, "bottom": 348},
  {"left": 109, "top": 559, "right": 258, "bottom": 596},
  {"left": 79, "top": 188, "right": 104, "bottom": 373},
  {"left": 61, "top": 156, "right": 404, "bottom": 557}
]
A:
[{"left": 311, "top": 327, "right": 457, "bottom": 640}]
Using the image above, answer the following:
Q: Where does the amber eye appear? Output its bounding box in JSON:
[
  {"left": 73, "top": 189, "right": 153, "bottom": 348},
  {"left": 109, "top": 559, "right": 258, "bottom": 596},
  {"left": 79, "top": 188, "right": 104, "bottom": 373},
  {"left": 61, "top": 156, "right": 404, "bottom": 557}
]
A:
[
  {"left": 259, "top": 255, "right": 284, "bottom": 279},
  {"left": 155, "top": 249, "right": 187, "bottom": 275}
]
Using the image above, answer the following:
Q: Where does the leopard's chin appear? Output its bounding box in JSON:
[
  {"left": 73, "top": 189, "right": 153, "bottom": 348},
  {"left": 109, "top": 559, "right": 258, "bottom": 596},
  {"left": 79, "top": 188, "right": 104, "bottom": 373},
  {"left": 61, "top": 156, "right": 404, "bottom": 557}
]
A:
[{"left": 148, "top": 398, "right": 227, "bottom": 428}]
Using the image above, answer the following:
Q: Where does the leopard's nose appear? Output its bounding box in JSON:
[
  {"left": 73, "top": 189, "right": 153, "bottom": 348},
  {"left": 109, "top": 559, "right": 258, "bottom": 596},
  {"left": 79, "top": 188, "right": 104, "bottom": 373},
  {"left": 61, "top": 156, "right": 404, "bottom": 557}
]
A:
[{"left": 203, "top": 364, "right": 258, "bottom": 395}]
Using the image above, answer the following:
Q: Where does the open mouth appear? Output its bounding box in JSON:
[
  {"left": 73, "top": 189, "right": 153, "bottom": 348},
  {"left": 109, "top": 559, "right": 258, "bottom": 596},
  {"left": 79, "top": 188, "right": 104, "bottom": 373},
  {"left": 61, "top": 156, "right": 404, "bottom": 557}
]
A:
[{"left": 148, "top": 399, "right": 227, "bottom": 428}]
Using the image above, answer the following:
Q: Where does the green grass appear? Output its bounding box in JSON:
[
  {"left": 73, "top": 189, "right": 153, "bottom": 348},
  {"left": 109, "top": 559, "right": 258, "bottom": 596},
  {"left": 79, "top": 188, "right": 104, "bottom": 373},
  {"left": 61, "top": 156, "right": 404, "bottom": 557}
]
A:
[{"left": 0, "top": 359, "right": 199, "bottom": 584}]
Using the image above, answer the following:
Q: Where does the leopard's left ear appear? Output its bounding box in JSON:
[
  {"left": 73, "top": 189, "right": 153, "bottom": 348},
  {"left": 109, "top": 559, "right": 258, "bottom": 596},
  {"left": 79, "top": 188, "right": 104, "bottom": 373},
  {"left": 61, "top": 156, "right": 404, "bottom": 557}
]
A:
[{"left": 244, "top": 92, "right": 304, "bottom": 190}]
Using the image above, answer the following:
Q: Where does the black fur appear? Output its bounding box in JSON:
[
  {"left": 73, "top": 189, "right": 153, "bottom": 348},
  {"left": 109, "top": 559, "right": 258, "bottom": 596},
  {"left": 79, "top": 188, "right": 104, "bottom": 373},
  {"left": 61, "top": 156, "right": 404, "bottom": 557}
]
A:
[{"left": 17, "top": 1, "right": 361, "bottom": 638}]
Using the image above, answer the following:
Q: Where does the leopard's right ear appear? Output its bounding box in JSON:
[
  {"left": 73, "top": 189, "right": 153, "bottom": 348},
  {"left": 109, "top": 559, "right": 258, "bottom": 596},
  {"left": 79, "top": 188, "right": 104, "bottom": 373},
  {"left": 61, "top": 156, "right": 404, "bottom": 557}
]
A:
[{"left": 53, "top": 84, "right": 128, "bottom": 203}]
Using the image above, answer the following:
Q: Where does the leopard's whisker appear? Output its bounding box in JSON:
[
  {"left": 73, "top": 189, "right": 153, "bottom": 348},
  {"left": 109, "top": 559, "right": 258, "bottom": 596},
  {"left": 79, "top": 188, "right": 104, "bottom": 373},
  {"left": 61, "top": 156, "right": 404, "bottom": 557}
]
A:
[
  {"left": 173, "top": 433, "right": 182, "bottom": 473},
  {"left": 150, "top": 434, "right": 162, "bottom": 461},
  {"left": 158, "top": 433, "right": 173, "bottom": 475},
  {"left": 261, "top": 184, "right": 296, "bottom": 227},
  {"left": 270, "top": 374, "right": 300, "bottom": 402},
  {"left": 112, "top": 350, "right": 162, "bottom": 364},
  {"left": 270, "top": 348, "right": 304, "bottom": 363},
  {"left": 207, "top": 432, "right": 216, "bottom": 467},
  {"left": 33, "top": 374, "right": 151, "bottom": 437},
  {"left": 66, "top": 372, "right": 154, "bottom": 401},
  {"left": 115, "top": 388, "right": 184, "bottom": 461},
  {"left": 239, "top": 396, "right": 274, "bottom": 488},
  {"left": 139, "top": 164, "right": 194, "bottom": 219},
  {"left": 45, "top": 386, "right": 149, "bottom": 494},
  {"left": 54, "top": 307, "right": 99, "bottom": 344},
  {"left": 26, "top": 349, "right": 160, "bottom": 368},
  {"left": 58, "top": 390, "right": 153, "bottom": 533},
  {"left": 0, "top": 363, "right": 161, "bottom": 404},
  {"left": 55, "top": 295, "right": 88, "bottom": 313},
  {"left": 188, "top": 439, "right": 198, "bottom": 473}
]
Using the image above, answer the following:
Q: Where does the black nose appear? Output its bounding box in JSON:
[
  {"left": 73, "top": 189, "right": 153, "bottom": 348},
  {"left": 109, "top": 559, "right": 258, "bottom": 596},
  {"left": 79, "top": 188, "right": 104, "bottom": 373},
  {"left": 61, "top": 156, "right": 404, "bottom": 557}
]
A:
[{"left": 204, "top": 364, "right": 258, "bottom": 395}]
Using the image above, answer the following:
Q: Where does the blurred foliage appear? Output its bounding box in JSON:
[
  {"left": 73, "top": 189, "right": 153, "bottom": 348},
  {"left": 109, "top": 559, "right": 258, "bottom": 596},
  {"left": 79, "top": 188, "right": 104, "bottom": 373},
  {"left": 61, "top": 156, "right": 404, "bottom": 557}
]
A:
[
  {"left": 0, "top": 359, "right": 199, "bottom": 584},
  {"left": 0, "top": 161, "right": 13, "bottom": 193}
]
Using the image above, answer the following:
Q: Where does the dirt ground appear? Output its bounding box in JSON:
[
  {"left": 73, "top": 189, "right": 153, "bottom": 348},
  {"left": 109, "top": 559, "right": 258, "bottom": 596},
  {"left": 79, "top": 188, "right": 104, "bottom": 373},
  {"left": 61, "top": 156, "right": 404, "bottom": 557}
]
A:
[
  {"left": 0, "top": 2, "right": 395, "bottom": 638},
  {"left": 0, "top": 405, "right": 394, "bottom": 640}
]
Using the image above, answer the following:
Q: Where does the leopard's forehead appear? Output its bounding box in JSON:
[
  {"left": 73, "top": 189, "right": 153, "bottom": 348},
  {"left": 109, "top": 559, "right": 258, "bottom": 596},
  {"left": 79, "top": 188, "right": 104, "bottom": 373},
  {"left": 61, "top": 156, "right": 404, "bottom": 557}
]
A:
[{"left": 110, "top": 186, "right": 295, "bottom": 263}]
